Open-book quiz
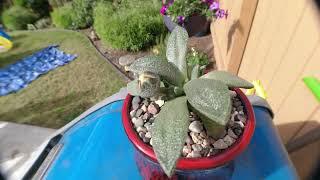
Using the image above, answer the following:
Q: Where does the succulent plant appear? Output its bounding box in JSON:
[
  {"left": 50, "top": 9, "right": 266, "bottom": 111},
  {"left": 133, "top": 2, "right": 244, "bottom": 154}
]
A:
[{"left": 127, "top": 26, "right": 253, "bottom": 177}]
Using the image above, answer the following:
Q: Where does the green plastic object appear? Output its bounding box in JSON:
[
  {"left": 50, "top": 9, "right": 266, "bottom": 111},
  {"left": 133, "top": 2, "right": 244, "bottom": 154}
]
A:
[{"left": 303, "top": 76, "right": 320, "bottom": 102}]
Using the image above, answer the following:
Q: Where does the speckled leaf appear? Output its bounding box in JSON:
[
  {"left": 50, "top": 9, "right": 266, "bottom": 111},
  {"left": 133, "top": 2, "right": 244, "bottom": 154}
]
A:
[
  {"left": 128, "top": 56, "right": 185, "bottom": 87},
  {"left": 201, "top": 71, "right": 253, "bottom": 89},
  {"left": 166, "top": 26, "right": 189, "bottom": 78},
  {"left": 127, "top": 79, "right": 160, "bottom": 98},
  {"left": 152, "top": 96, "right": 189, "bottom": 177},
  {"left": 184, "top": 79, "right": 232, "bottom": 136},
  {"left": 191, "top": 65, "right": 200, "bottom": 80}
]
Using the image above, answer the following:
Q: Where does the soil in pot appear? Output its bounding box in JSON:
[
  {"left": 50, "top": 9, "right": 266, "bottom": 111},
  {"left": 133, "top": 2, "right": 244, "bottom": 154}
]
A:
[{"left": 129, "top": 90, "right": 247, "bottom": 158}]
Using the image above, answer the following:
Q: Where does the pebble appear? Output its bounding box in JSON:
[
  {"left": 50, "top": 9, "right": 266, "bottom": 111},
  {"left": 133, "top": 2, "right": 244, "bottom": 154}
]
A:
[
  {"left": 142, "top": 99, "right": 150, "bottom": 106},
  {"left": 133, "top": 118, "right": 143, "bottom": 127},
  {"left": 182, "top": 145, "right": 192, "bottom": 156},
  {"left": 235, "top": 114, "right": 246, "bottom": 123},
  {"left": 145, "top": 132, "right": 152, "bottom": 139},
  {"left": 199, "top": 131, "right": 207, "bottom": 138},
  {"left": 192, "top": 144, "right": 203, "bottom": 152},
  {"left": 148, "top": 103, "right": 160, "bottom": 115},
  {"left": 213, "top": 139, "right": 228, "bottom": 149},
  {"left": 139, "top": 131, "right": 146, "bottom": 139},
  {"left": 119, "top": 55, "right": 136, "bottom": 66},
  {"left": 132, "top": 96, "right": 141, "bottom": 105},
  {"left": 233, "top": 127, "right": 243, "bottom": 136},
  {"left": 130, "top": 110, "right": 136, "bottom": 117},
  {"left": 190, "top": 132, "right": 202, "bottom": 144},
  {"left": 187, "top": 151, "right": 201, "bottom": 158},
  {"left": 144, "top": 122, "right": 152, "bottom": 131},
  {"left": 234, "top": 101, "right": 242, "bottom": 107},
  {"left": 150, "top": 138, "right": 153, "bottom": 146},
  {"left": 235, "top": 121, "right": 245, "bottom": 128},
  {"left": 142, "top": 113, "right": 151, "bottom": 120},
  {"left": 185, "top": 135, "right": 194, "bottom": 145},
  {"left": 135, "top": 109, "right": 144, "bottom": 117},
  {"left": 189, "top": 121, "right": 203, "bottom": 133},
  {"left": 223, "top": 135, "right": 235, "bottom": 146},
  {"left": 141, "top": 105, "right": 148, "bottom": 112},
  {"left": 143, "top": 137, "right": 150, "bottom": 143},
  {"left": 136, "top": 127, "right": 147, "bottom": 133},
  {"left": 155, "top": 100, "right": 165, "bottom": 107},
  {"left": 201, "top": 139, "right": 211, "bottom": 148},
  {"left": 228, "top": 128, "right": 238, "bottom": 139}
]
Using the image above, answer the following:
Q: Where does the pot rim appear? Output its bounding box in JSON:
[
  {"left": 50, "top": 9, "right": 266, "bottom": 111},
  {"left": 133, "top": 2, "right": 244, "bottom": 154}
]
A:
[{"left": 122, "top": 88, "right": 255, "bottom": 170}]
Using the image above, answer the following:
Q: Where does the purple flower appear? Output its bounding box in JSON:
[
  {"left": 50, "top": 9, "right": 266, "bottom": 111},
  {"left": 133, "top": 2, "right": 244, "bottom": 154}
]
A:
[
  {"left": 209, "top": 1, "right": 220, "bottom": 11},
  {"left": 177, "top": 16, "right": 185, "bottom": 24},
  {"left": 216, "top": 9, "right": 228, "bottom": 19},
  {"left": 160, "top": 5, "right": 168, "bottom": 15}
]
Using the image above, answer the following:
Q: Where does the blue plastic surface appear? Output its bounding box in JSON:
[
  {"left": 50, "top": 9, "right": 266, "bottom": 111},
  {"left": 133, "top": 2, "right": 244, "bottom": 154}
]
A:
[
  {"left": 44, "top": 101, "right": 298, "bottom": 180},
  {"left": 0, "top": 45, "right": 77, "bottom": 96}
]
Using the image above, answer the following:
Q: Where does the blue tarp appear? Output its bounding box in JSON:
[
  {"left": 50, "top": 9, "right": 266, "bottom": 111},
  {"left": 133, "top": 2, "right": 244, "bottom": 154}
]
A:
[{"left": 0, "top": 45, "right": 77, "bottom": 96}]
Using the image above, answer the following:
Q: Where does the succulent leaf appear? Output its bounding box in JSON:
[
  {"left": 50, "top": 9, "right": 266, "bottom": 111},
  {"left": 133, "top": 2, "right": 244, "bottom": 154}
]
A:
[
  {"left": 129, "top": 56, "right": 185, "bottom": 87},
  {"left": 166, "top": 26, "right": 189, "bottom": 78},
  {"left": 184, "top": 79, "right": 232, "bottom": 137},
  {"left": 201, "top": 71, "right": 254, "bottom": 89},
  {"left": 191, "top": 64, "right": 200, "bottom": 80},
  {"left": 152, "top": 96, "right": 189, "bottom": 177},
  {"left": 127, "top": 78, "right": 161, "bottom": 98}
]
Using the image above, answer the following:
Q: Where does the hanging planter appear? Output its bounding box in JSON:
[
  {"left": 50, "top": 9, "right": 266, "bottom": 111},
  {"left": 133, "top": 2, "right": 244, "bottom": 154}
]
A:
[
  {"left": 121, "top": 26, "right": 255, "bottom": 179},
  {"left": 160, "top": 0, "right": 228, "bottom": 37}
]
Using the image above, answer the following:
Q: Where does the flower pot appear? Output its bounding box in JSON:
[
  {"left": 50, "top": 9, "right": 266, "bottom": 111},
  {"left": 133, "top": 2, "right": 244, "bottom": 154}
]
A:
[
  {"left": 122, "top": 88, "right": 256, "bottom": 179},
  {"left": 163, "top": 15, "right": 211, "bottom": 37}
]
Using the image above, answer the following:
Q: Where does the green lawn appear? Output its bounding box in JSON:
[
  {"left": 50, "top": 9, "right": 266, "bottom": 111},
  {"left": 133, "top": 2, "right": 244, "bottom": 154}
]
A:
[{"left": 0, "top": 29, "right": 126, "bottom": 128}]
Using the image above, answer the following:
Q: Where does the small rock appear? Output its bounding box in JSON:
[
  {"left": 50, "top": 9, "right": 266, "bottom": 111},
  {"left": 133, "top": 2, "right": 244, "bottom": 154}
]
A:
[
  {"left": 150, "top": 138, "right": 153, "bottom": 146},
  {"left": 143, "top": 137, "right": 150, "bottom": 143},
  {"left": 190, "top": 132, "right": 202, "bottom": 144},
  {"left": 136, "top": 109, "right": 144, "bottom": 117},
  {"left": 213, "top": 139, "right": 228, "bottom": 149},
  {"left": 133, "top": 118, "right": 144, "bottom": 127},
  {"left": 233, "top": 127, "right": 243, "bottom": 136},
  {"left": 145, "top": 132, "right": 152, "bottom": 139},
  {"left": 185, "top": 135, "right": 194, "bottom": 144},
  {"left": 129, "top": 110, "right": 136, "bottom": 117},
  {"left": 227, "top": 128, "right": 238, "bottom": 139},
  {"left": 155, "top": 100, "right": 165, "bottom": 107},
  {"left": 187, "top": 151, "right": 201, "bottom": 158},
  {"left": 139, "top": 131, "right": 146, "bottom": 139},
  {"left": 141, "top": 105, "right": 148, "bottom": 112},
  {"left": 124, "top": 66, "right": 130, "bottom": 72},
  {"left": 144, "top": 122, "right": 152, "bottom": 131},
  {"left": 142, "top": 112, "right": 151, "bottom": 121},
  {"left": 142, "top": 99, "right": 150, "bottom": 106},
  {"left": 234, "top": 100, "right": 242, "bottom": 107},
  {"left": 223, "top": 135, "right": 235, "bottom": 146},
  {"left": 199, "top": 131, "right": 207, "bottom": 138},
  {"left": 182, "top": 145, "right": 192, "bottom": 156},
  {"left": 202, "top": 139, "right": 211, "bottom": 148},
  {"left": 201, "top": 147, "right": 210, "bottom": 156},
  {"left": 188, "top": 121, "right": 203, "bottom": 133},
  {"left": 132, "top": 96, "right": 141, "bottom": 110},
  {"left": 148, "top": 103, "right": 160, "bottom": 115},
  {"left": 235, "top": 114, "right": 246, "bottom": 123},
  {"left": 136, "top": 127, "right": 147, "bottom": 133},
  {"left": 207, "top": 148, "right": 219, "bottom": 157},
  {"left": 192, "top": 144, "right": 203, "bottom": 152},
  {"left": 237, "top": 105, "right": 244, "bottom": 112},
  {"left": 119, "top": 55, "right": 136, "bottom": 66},
  {"left": 90, "top": 30, "right": 98, "bottom": 41},
  {"left": 235, "top": 121, "right": 245, "bottom": 128}
]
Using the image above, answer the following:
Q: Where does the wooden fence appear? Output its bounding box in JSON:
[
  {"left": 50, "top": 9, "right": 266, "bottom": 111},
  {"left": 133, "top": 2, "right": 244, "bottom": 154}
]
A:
[{"left": 211, "top": 0, "right": 320, "bottom": 145}]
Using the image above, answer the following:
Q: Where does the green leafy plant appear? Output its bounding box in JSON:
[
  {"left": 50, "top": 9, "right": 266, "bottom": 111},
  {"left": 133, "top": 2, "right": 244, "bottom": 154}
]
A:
[
  {"left": 13, "top": 0, "right": 50, "bottom": 16},
  {"left": 93, "top": 0, "right": 166, "bottom": 51},
  {"left": 1, "top": 6, "right": 38, "bottom": 30},
  {"left": 71, "top": 0, "right": 97, "bottom": 29},
  {"left": 126, "top": 26, "right": 253, "bottom": 177},
  {"left": 50, "top": 4, "right": 74, "bottom": 29}
]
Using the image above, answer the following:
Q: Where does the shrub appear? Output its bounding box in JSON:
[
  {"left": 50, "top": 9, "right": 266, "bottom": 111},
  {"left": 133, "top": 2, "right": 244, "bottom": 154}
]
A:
[
  {"left": 71, "top": 0, "right": 97, "bottom": 29},
  {"left": 51, "top": 4, "right": 73, "bottom": 29},
  {"left": 2, "top": 6, "right": 38, "bottom": 30},
  {"left": 13, "top": 0, "right": 50, "bottom": 16},
  {"left": 94, "top": 1, "right": 166, "bottom": 51},
  {"left": 48, "top": 0, "right": 72, "bottom": 8}
]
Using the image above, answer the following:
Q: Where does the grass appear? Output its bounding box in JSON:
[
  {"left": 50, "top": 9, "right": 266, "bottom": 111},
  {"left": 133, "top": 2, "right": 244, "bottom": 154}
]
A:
[{"left": 0, "top": 29, "right": 126, "bottom": 128}]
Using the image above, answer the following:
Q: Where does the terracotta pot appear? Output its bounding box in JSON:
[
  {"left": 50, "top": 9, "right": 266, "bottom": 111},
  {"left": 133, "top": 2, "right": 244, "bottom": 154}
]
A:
[
  {"left": 163, "top": 15, "right": 211, "bottom": 37},
  {"left": 122, "top": 88, "right": 256, "bottom": 179}
]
